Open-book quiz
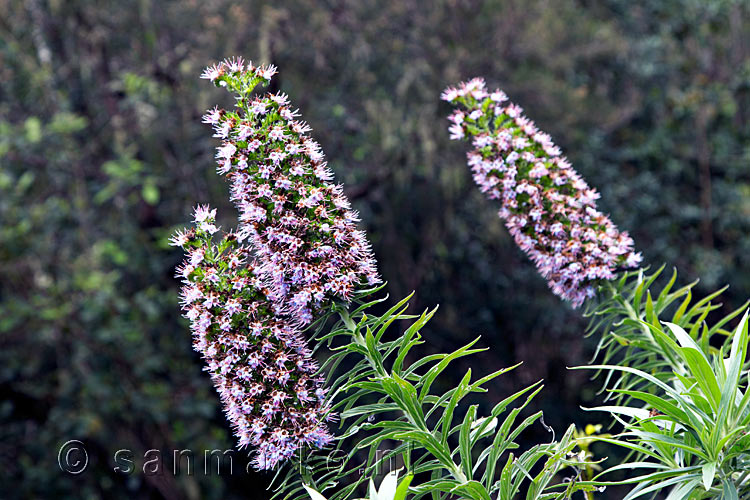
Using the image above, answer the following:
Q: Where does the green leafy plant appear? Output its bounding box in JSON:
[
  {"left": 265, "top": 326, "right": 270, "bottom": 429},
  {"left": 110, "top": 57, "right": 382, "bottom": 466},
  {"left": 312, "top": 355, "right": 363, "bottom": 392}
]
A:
[
  {"left": 585, "top": 266, "right": 749, "bottom": 409},
  {"left": 576, "top": 269, "right": 750, "bottom": 498},
  {"left": 271, "top": 291, "right": 593, "bottom": 500}
]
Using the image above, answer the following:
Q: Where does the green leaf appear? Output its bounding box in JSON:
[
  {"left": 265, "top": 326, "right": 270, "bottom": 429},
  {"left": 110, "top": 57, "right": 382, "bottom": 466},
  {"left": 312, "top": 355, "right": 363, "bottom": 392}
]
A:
[
  {"left": 440, "top": 370, "right": 472, "bottom": 444},
  {"left": 665, "top": 478, "right": 700, "bottom": 500},
  {"left": 458, "top": 405, "right": 477, "bottom": 478},
  {"left": 663, "top": 322, "right": 721, "bottom": 409},
  {"left": 450, "top": 480, "right": 491, "bottom": 500},
  {"left": 679, "top": 347, "right": 722, "bottom": 411},
  {"left": 672, "top": 289, "right": 692, "bottom": 323},
  {"left": 701, "top": 462, "right": 716, "bottom": 491},
  {"left": 623, "top": 473, "right": 701, "bottom": 500},
  {"left": 721, "top": 478, "right": 739, "bottom": 500},
  {"left": 418, "top": 337, "right": 484, "bottom": 401},
  {"left": 469, "top": 416, "right": 498, "bottom": 443},
  {"left": 610, "top": 389, "right": 694, "bottom": 425},
  {"left": 394, "top": 474, "right": 413, "bottom": 500},
  {"left": 392, "top": 430, "right": 454, "bottom": 470}
]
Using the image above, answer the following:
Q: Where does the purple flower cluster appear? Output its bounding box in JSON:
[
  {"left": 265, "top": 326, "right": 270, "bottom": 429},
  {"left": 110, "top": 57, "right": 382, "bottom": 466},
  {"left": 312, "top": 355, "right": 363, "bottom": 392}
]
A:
[
  {"left": 171, "top": 206, "right": 333, "bottom": 469},
  {"left": 442, "top": 78, "right": 641, "bottom": 306},
  {"left": 201, "top": 57, "right": 379, "bottom": 324}
]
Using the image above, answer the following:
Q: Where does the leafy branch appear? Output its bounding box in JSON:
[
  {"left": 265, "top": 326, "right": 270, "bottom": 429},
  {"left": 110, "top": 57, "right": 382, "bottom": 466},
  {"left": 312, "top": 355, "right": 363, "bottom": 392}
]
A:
[
  {"left": 585, "top": 265, "right": 749, "bottom": 407},
  {"left": 575, "top": 267, "right": 750, "bottom": 498},
  {"left": 271, "top": 290, "right": 592, "bottom": 500}
]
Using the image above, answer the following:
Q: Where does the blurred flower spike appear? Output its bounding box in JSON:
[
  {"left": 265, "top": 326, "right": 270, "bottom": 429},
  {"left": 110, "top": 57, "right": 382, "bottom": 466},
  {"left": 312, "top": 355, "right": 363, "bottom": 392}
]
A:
[{"left": 443, "top": 78, "right": 641, "bottom": 306}]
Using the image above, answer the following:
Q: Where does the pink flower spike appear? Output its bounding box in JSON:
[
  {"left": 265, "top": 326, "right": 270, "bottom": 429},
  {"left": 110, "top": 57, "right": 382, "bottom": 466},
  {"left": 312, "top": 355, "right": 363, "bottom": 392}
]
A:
[
  {"left": 444, "top": 81, "right": 640, "bottom": 307},
  {"left": 201, "top": 64, "right": 223, "bottom": 82},
  {"left": 199, "top": 62, "right": 380, "bottom": 324},
  {"left": 172, "top": 213, "right": 333, "bottom": 470}
]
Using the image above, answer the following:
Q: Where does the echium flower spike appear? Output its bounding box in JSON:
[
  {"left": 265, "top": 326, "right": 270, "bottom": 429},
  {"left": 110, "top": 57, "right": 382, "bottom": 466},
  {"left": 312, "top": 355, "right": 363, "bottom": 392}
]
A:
[
  {"left": 171, "top": 206, "right": 333, "bottom": 470},
  {"left": 200, "top": 57, "right": 380, "bottom": 324},
  {"left": 443, "top": 78, "right": 641, "bottom": 307}
]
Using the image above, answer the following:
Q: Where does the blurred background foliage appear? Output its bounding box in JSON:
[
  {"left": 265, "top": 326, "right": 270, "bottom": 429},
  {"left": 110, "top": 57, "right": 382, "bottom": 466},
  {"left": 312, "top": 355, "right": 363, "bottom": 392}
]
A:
[{"left": 1, "top": 0, "right": 750, "bottom": 498}]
